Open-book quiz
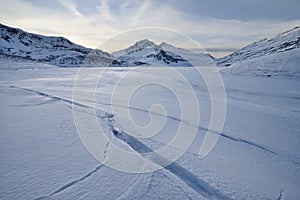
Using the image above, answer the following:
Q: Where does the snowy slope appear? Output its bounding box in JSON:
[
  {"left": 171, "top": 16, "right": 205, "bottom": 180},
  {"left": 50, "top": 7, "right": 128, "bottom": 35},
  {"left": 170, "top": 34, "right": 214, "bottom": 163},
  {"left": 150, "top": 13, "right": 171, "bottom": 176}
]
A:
[
  {"left": 0, "top": 65, "right": 299, "bottom": 199},
  {"left": 217, "top": 27, "right": 300, "bottom": 78},
  {"left": 0, "top": 54, "right": 57, "bottom": 70},
  {"left": 220, "top": 48, "right": 300, "bottom": 78},
  {"left": 159, "top": 42, "right": 216, "bottom": 66},
  {"left": 218, "top": 26, "right": 300, "bottom": 67},
  {"left": 0, "top": 23, "right": 117, "bottom": 67},
  {"left": 113, "top": 39, "right": 215, "bottom": 67}
]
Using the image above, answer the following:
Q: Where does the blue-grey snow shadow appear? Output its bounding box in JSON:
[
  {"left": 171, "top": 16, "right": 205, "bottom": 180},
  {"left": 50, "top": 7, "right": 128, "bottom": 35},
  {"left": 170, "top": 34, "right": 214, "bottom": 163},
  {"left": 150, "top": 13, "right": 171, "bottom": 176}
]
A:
[{"left": 112, "top": 127, "right": 232, "bottom": 200}]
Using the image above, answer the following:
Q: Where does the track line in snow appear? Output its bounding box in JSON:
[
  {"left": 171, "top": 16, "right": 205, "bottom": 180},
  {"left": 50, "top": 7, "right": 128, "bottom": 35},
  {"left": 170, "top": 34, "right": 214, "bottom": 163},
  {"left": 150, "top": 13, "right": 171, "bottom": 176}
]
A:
[
  {"left": 139, "top": 173, "right": 154, "bottom": 199},
  {"left": 111, "top": 125, "right": 232, "bottom": 200},
  {"left": 276, "top": 190, "right": 284, "bottom": 200},
  {"left": 160, "top": 172, "right": 193, "bottom": 200},
  {"left": 9, "top": 85, "right": 278, "bottom": 156},
  {"left": 4, "top": 85, "right": 286, "bottom": 199},
  {"left": 34, "top": 128, "right": 112, "bottom": 200},
  {"left": 8, "top": 85, "right": 89, "bottom": 109},
  {"left": 116, "top": 174, "right": 144, "bottom": 200},
  {"left": 220, "top": 133, "right": 278, "bottom": 155},
  {"left": 12, "top": 98, "right": 58, "bottom": 107},
  {"left": 34, "top": 116, "right": 113, "bottom": 200},
  {"left": 34, "top": 164, "right": 104, "bottom": 200}
]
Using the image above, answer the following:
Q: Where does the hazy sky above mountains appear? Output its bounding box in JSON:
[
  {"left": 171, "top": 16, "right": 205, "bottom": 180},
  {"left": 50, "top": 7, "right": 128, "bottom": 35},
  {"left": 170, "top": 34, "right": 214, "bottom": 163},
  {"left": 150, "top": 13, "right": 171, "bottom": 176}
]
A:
[{"left": 0, "top": 0, "right": 299, "bottom": 57}]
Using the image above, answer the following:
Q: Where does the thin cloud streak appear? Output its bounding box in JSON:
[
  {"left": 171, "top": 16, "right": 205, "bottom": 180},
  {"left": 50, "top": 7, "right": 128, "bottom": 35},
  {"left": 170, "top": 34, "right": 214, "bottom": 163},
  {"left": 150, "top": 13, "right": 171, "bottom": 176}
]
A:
[{"left": 58, "top": 0, "right": 84, "bottom": 17}]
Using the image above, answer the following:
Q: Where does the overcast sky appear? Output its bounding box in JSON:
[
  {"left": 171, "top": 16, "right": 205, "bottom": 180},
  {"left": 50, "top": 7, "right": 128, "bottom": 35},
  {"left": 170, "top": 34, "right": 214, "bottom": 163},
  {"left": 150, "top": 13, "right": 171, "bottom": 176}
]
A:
[{"left": 0, "top": 0, "right": 299, "bottom": 57}]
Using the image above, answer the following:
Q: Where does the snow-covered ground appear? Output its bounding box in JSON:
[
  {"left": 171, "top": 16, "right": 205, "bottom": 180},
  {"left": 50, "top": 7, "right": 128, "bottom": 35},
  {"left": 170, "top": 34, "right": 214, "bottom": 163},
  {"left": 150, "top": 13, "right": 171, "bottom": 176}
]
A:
[
  {"left": 0, "top": 63, "right": 299, "bottom": 199},
  {"left": 219, "top": 48, "right": 300, "bottom": 78}
]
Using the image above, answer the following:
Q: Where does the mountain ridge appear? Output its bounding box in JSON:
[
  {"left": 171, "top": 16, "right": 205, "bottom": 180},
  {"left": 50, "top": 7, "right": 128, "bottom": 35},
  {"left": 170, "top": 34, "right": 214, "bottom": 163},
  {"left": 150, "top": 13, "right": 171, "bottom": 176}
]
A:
[
  {"left": 217, "top": 26, "right": 300, "bottom": 67},
  {"left": 112, "top": 39, "right": 215, "bottom": 67},
  {"left": 0, "top": 23, "right": 118, "bottom": 67},
  {"left": 1, "top": 23, "right": 299, "bottom": 69},
  {"left": 0, "top": 23, "right": 216, "bottom": 67}
]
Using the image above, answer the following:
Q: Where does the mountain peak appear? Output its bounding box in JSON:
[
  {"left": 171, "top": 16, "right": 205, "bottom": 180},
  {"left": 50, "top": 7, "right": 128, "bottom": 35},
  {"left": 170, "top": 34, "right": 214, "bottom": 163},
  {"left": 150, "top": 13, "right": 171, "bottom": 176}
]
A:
[
  {"left": 159, "top": 41, "right": 169, "bottom": 45},
  {"left": 132, "top": 39, "right": 156, "bottom": 48},
  {"left": 111, "top": 39, "right": 215, "bottom": 67},
  {"left": 159, "top": 41, "right": 174, "bottom": 48}
]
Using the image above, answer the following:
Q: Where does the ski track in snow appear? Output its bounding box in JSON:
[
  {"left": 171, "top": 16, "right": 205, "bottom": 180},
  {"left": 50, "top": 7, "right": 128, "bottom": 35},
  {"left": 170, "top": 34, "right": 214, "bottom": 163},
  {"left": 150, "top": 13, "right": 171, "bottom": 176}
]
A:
[
  {"left": 8, "top": 85, "right": 89, "bottom": 108},
  {"left": 7, "top": 85, "right": 232, "bottom": 199},
  {"left": 220, "top": 133, "right": 277, "bottom": 155},
  {"left": 160, "top": 172, "right": 193, "bottom": 200},
  {"left": 6, "top": 85, "right": 279, "bottom": 157},
  {"left": 276, "top": 190, "right": 284, "bottom": 200},
  {"left": 115, "top": 174, "right": 144, "bottom": 200},
  {"left": 34, "top": 164, "right": 103, "bottom": 200},
  {"left": 12, "top": 97, "right": 58, "bottom": 107},
  {"left": 139, "top": 173, "right": 154, "bottom": 199},
  {"left": 4, "top": 85, "right": 292, "bottom": 199},
  {"left": 1, "top": 84, "right": 296, "bottom": 199},
  {"left": 34, "top": 125, "right": 113, "bottom": 200},
  {"left": 111, "top": 126, "right": 232, "bottom": 200},
  {"left": 34, "top": 125, "right": 111, "bottom": 200}
]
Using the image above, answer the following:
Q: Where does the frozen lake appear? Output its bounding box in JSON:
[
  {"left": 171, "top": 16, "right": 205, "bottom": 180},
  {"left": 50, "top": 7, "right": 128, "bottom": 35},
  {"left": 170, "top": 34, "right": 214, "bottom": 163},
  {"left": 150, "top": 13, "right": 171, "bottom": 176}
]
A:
[{"left": 0, "top": 66, "right": 299, "bottom": 199}]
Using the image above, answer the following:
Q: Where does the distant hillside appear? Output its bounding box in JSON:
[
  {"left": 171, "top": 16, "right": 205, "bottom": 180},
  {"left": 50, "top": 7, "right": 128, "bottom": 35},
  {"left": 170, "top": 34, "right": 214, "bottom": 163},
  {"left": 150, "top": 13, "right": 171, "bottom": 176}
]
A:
[
  {"left": 0, "top": 23, "right": 117, "bottom": 67},
  {"left": 217, "top": 27, "right": 300, "bottom": 78},
  {"left": 218, "top": 27, "right": 300, "bottom": 67},
  {"left": 113, "top": 39, "right": 215, "bottom": 67}
]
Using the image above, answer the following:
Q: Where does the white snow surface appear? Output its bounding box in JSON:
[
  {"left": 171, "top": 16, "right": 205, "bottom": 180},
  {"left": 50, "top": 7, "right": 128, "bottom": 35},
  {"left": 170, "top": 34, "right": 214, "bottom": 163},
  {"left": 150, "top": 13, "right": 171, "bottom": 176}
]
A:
[
  {"left": 220, "top": 48, "right": 300, "bottom": 78},
  {"left": 217, "top": 27, "right": 300, "bottom": 79},
  {"left": 0, "top": 58, "right": 299, "bottom": 199},
  {"left": 218, "top": 26, "right": 300, "bottom": 67}
]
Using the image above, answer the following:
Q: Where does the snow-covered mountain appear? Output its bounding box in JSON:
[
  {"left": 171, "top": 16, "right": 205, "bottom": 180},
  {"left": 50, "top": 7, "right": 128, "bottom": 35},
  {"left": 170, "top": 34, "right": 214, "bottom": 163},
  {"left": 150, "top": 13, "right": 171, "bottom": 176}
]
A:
[
  {"left": 217, "top": 27, "right": 300, "bottom": 78},
  {"left": 2, "top": 22, "right": 298, "bottom": 72},
  {"left": 113, "top": 39, "right": 215, "bottom": 67},
  {"left": 0, "top": 23, "right": 118, "bottom": 67},
  {"left": 218, "top": 26, "right": 300, "bottom": 67},
  {"left": 0, "top": 23, "right": 215, "bottom": 67}
]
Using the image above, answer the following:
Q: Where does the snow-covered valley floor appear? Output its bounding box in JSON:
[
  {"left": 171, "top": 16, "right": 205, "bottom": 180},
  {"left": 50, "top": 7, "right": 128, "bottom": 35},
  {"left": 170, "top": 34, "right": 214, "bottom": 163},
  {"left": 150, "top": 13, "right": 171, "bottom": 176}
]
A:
[{"left": 0, "top": 65, "right": 299, "bottom": 199}]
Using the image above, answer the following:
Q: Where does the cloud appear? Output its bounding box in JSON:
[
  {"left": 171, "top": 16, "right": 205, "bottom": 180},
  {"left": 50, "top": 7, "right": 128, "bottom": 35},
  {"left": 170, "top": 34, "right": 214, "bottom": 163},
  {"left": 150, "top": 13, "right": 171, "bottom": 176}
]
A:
[
  {"left": 163, "top": 0, "right": 300, "bottom": 21},
  {"left": 0, "top": 0, "right": 299, "bottom": 55},
  {"left": 58, "top": 0, "right": 84, "bottom": 17}
]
